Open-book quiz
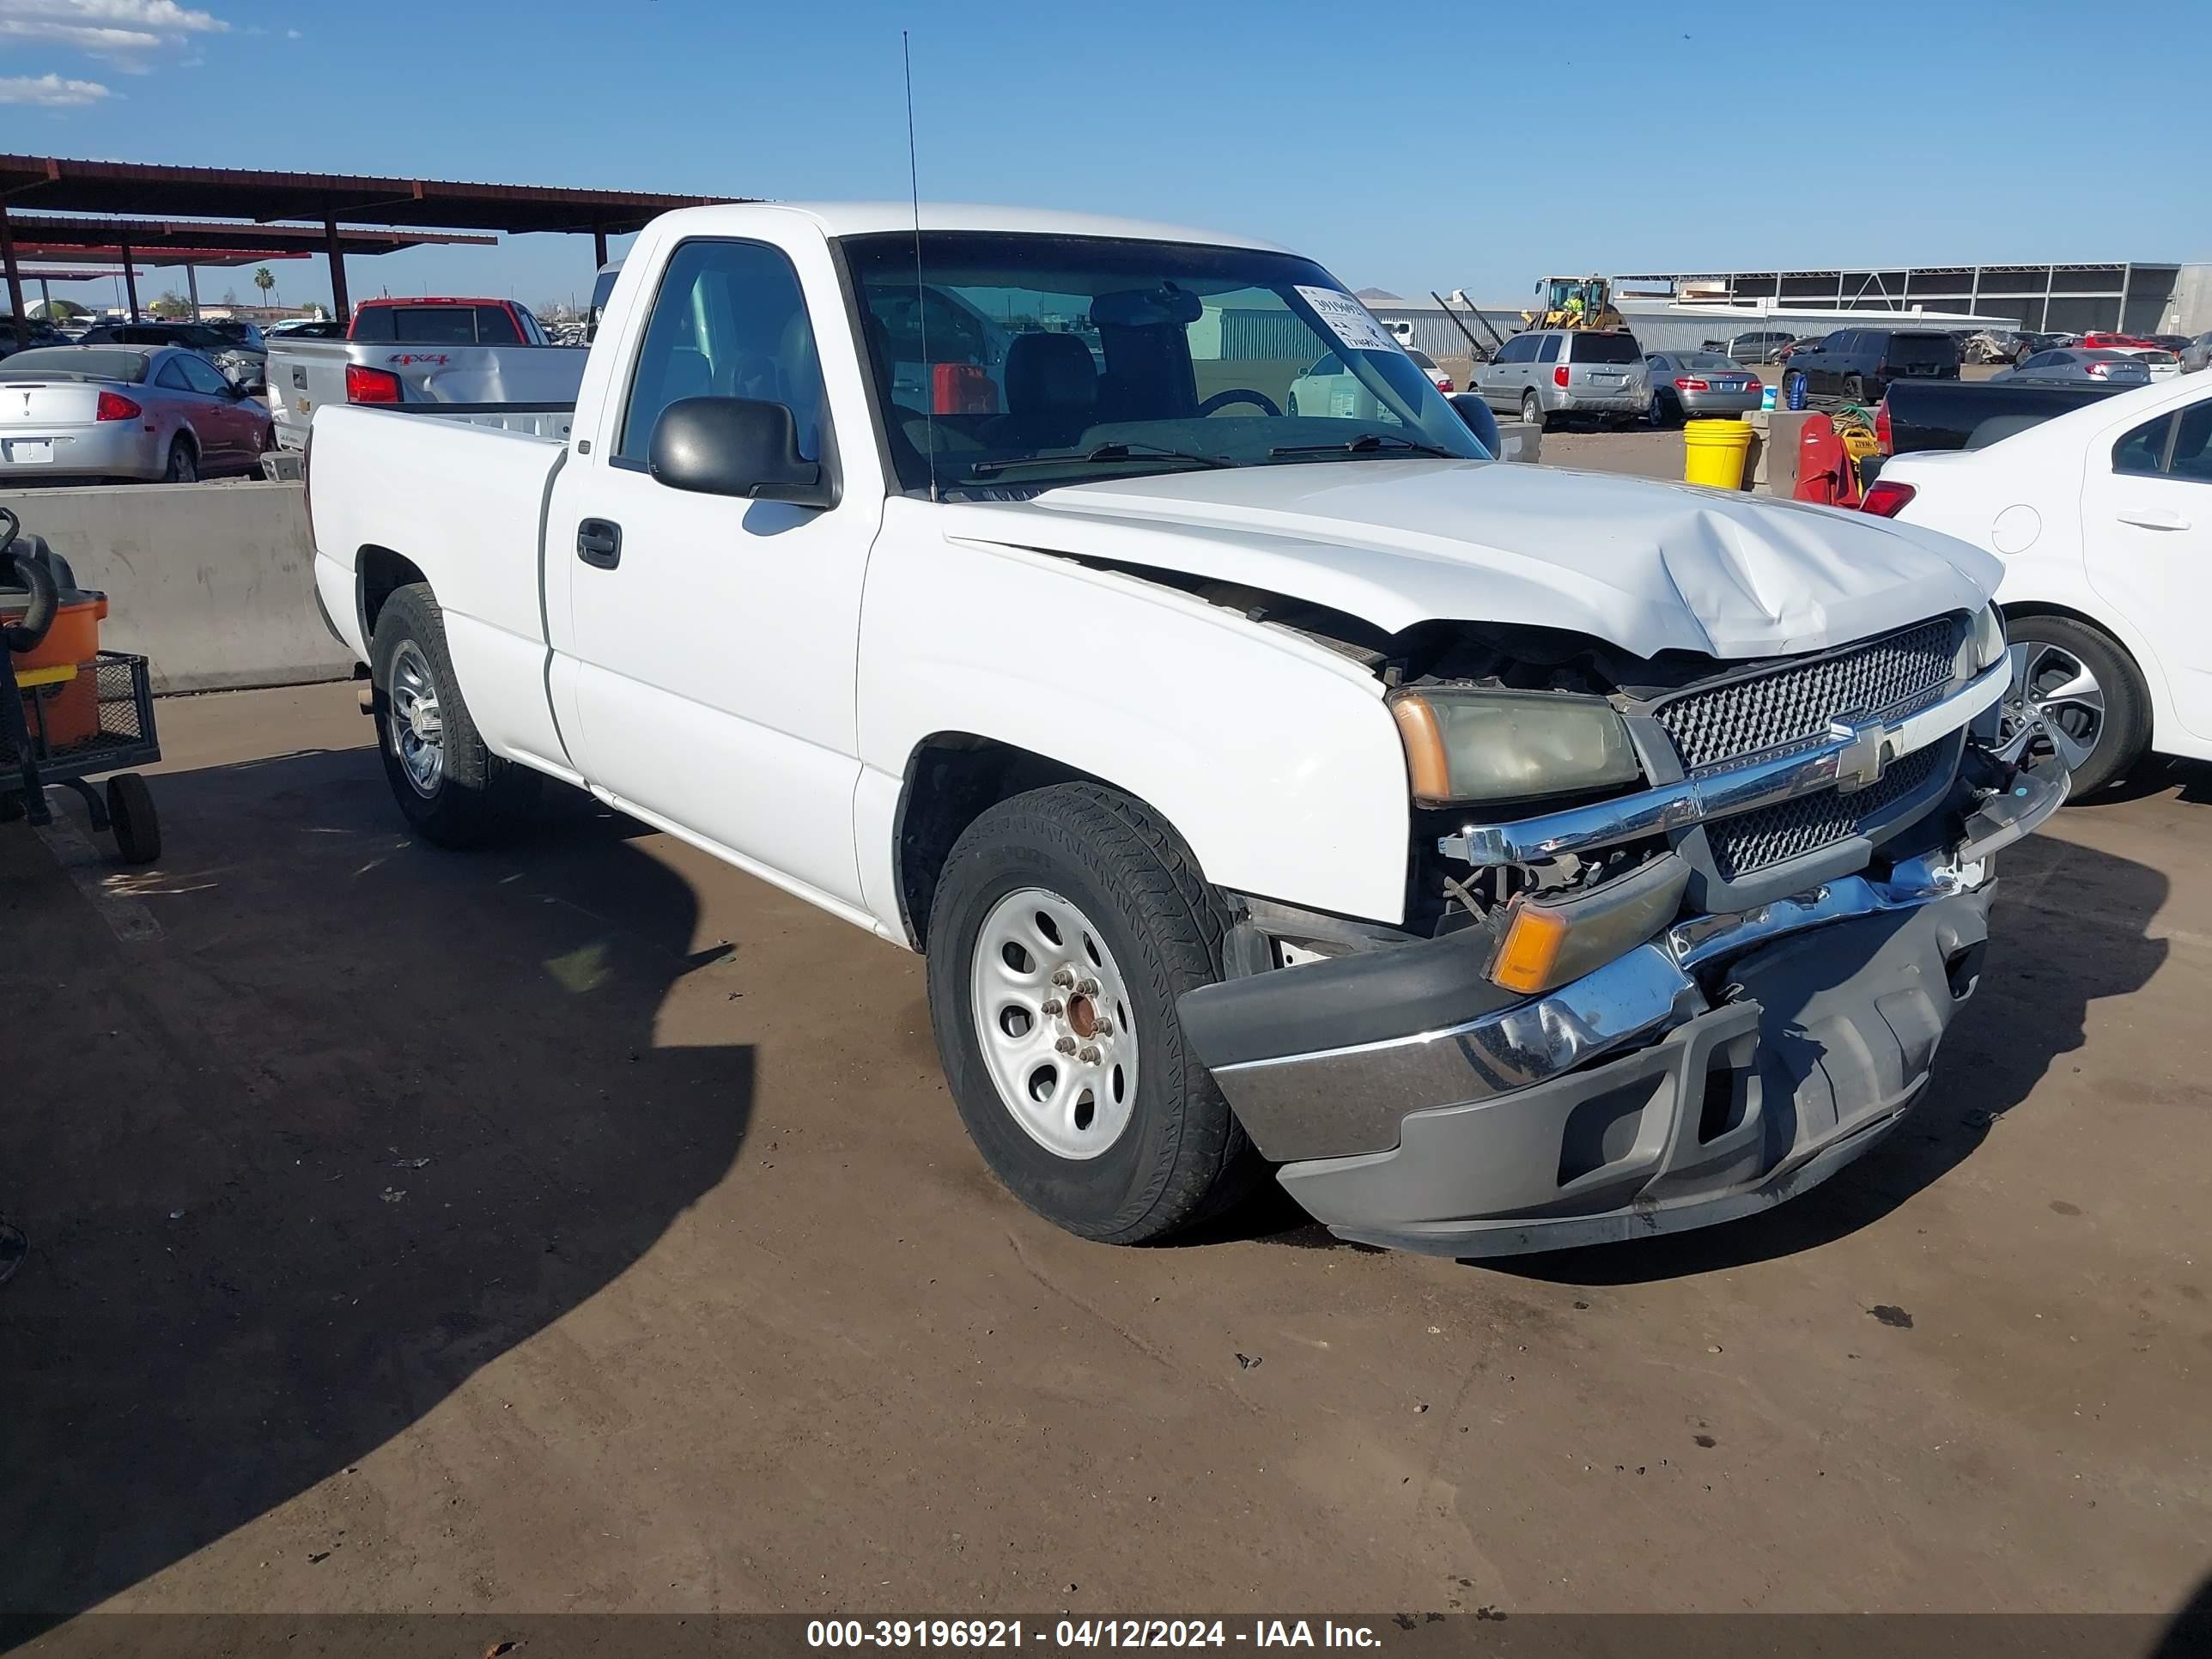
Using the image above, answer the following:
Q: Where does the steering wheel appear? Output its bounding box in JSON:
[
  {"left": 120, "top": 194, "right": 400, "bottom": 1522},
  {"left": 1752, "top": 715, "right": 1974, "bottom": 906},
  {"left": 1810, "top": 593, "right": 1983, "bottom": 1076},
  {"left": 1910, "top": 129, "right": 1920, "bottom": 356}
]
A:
[{"left": 1195, "top": 388, "right": 1280, "bottom": 418}]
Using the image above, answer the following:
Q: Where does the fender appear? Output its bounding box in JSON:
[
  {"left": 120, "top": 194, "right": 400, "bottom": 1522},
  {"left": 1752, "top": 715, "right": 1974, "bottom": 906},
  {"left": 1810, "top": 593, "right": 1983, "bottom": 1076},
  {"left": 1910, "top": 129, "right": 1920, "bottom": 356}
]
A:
[{"left": 855, "top": 499, "right": 1414, "bottom": 928}]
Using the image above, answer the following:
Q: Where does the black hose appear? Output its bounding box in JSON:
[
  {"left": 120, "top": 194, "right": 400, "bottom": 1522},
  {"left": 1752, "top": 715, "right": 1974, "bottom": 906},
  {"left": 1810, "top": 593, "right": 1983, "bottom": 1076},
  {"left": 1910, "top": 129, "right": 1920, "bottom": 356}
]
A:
[{"left": 1, "top": 507, "right": 58, "bottom": 654}]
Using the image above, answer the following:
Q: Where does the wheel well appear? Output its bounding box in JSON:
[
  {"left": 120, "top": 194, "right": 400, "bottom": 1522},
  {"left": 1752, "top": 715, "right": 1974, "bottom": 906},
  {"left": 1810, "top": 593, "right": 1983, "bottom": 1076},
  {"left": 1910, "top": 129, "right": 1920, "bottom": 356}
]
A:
[
  {"left": 358, "top": 545, "right": 427, "bottom": 643},
  {"left": 895, "top": 735, "right": 1120, "bottom": 952},
  {"left": 1998, "top": 601, "right": 2147, "bottom": 682}
]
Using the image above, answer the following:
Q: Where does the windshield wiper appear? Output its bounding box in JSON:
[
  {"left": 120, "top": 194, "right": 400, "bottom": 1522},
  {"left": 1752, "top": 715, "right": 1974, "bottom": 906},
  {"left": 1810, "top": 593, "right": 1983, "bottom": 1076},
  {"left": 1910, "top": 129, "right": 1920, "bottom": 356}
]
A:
[
  {"left": 1268, "top": 432, "right": 1457, "bottom": 460},
  {"left": 968, "top": 441, "right": 1234, "bottom": 477}
]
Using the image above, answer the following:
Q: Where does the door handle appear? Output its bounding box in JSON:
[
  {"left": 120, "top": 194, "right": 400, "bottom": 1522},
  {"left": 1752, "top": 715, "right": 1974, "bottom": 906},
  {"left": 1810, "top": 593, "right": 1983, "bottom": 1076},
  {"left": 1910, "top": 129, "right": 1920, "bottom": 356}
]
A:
[
  {"left": 576, "top": 519, "right": 622, "bottom": 568},
  {"left": 2117, "top": 507, "right": 2191, "bottom": 532}
]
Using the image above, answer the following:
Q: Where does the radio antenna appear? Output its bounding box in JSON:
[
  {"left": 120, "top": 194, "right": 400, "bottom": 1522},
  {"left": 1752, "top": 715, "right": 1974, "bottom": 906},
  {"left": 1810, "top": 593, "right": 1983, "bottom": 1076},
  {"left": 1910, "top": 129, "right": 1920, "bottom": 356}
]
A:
[{"left": 903, "top": 30, "right": 938, "bottom": 501}]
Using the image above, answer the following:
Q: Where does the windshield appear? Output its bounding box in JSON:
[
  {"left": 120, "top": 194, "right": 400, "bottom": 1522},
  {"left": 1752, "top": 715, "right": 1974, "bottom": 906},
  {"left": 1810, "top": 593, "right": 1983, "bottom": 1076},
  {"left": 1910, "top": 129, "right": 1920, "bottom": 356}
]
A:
[
  {"left": 0, "top": 348, "right": 149, "bottom": 382},
  {"left": 842, "top": 231, "right": 1486, "bottom": 495}
]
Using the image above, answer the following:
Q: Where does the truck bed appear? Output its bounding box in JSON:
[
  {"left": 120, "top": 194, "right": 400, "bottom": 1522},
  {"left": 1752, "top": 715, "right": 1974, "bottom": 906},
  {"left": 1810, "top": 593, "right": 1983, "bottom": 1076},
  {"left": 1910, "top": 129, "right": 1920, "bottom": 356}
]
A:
[
  {"left": 1882, "top": 377, "right": 2135, "bottom": 456},
  {"left": 270, "top": 335, "right": 588, "bottom": 449}
]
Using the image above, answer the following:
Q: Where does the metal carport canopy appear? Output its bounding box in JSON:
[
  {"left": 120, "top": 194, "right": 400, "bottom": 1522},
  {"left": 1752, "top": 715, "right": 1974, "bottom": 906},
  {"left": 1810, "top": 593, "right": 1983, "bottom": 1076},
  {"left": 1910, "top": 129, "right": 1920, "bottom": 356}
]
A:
[{"left": 0, "top": 152, "right": 746, "bottom": 342}]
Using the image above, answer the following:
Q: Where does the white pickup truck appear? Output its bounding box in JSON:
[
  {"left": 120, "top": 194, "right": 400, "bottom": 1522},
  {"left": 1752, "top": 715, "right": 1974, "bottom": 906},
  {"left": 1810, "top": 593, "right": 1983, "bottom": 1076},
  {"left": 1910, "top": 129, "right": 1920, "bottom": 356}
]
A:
[{"left": 306, "top": 203, "right": 2065, "bottom": 1257}]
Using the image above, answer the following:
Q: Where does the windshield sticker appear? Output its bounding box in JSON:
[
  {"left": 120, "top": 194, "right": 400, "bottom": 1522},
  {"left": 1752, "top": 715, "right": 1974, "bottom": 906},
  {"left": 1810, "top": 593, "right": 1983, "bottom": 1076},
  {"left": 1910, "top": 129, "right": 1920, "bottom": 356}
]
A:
[{"left": 1296, "top": 287, "right": 1401, "bottom": 356}]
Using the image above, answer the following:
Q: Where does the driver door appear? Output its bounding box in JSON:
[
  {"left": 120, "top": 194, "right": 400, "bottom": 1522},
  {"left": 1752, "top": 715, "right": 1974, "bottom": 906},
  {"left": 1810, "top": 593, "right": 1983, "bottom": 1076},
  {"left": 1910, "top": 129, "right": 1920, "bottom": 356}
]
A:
[{"left": 556, "top": 235, "right": 884, "bottom": 908}]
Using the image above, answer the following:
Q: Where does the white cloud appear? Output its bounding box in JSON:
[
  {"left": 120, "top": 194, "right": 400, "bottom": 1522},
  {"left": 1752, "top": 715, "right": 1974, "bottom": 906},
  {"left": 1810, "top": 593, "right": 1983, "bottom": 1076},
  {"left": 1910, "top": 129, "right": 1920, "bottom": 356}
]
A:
[
  {"left": 0, "top": 1, "right": 227, "bottom": 65},
  {"left": 0, "top": 69, "right": 112, "bottom": 104}
]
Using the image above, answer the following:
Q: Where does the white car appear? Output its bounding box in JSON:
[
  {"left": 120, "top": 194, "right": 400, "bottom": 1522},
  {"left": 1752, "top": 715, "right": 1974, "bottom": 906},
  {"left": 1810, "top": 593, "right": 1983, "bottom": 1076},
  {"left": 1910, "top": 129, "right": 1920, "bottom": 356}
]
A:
[
  {"left": 303, "top": 202, "right": 2059, "bottom": 1259},
  {"left": 1284, "top": 345, "right": 1448, "bottom": 419},
  {"left": 1873, "top": 373, "right": 2212, "bottom": 794}
]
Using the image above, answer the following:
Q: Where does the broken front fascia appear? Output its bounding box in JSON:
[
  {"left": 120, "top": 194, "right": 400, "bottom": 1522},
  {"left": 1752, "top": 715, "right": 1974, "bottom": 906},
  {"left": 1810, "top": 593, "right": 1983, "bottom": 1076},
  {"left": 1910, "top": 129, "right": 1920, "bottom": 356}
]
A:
[{"left": 1435, "top": 655, "right": 2012, "bottom": 867}]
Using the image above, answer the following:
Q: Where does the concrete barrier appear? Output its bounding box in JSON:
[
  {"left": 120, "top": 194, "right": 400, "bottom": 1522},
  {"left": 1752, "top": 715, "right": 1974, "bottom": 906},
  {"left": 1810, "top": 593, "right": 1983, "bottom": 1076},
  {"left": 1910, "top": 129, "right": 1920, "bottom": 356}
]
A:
[{"left": 0, "top": 480, "right": 351, "bottom": 695}]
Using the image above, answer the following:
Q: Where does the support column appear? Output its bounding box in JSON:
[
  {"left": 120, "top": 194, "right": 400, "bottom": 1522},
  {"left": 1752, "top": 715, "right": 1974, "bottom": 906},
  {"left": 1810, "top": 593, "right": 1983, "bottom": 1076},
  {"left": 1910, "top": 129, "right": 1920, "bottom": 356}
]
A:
[
  {"left": 185, "top": 264, "right": 201, "bottom": 321},
  {"left": 324, "top": 216, "right": 350, "bottom": 323},
  {"left": 0, "top": 200, "right": 26, "bottom": 351},
  {"left": 592, "top": 222, "right": 608, "bottom": 271},
  {"left": 120, "top": 242, "right": 140, "bottom": 322}
]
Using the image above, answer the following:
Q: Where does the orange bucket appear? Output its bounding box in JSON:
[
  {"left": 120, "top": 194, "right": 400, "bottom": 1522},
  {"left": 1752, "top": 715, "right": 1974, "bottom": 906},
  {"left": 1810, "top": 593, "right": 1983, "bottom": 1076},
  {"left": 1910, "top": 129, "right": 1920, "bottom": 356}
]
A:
[{"left": 5, "top": 591, "right": 107, "bottom": 675}]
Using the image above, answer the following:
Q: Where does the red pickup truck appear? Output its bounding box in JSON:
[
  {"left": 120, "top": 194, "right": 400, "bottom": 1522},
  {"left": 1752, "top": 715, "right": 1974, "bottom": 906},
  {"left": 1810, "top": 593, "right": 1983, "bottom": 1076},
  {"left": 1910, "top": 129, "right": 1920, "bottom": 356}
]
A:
[{"left": 349, "top": 297, "right": 548, "bottom": 346}]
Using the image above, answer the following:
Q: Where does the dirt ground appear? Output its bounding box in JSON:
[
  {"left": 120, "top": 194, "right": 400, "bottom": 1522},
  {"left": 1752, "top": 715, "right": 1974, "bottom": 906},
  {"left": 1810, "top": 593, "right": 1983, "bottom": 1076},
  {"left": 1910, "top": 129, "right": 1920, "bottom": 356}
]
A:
[{"left": 3, "top": 683, "right": 2208, "bottom": 1633}]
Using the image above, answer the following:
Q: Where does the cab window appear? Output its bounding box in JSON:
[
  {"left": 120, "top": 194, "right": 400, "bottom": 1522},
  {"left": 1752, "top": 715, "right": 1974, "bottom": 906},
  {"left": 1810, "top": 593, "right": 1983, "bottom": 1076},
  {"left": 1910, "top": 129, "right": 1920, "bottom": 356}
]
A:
[{"left": 617, "top": 239, "right": 824, "bottom": 465}]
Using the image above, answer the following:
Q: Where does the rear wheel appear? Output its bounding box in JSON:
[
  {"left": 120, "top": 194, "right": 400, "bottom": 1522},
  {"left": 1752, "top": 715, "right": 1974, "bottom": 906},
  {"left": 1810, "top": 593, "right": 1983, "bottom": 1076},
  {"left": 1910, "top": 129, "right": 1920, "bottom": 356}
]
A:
[
  {"left": 1998, "top": 615, "right": 2148, "bottom": 799},
  {"left": 1841, "top": 374, "right": 1866, "bottom": 403},
  {"left": 368, "top": 581, "right": 538, "bottom": 847},
  {"left": 1647, "top": 390, "right": 1678, "bottom": 428},
  {"left": 162, "top": 437, "right": 197, "bottom": 483},
  {"left": 1520, "top": 389, "right": 1547, "bottom": 431},
  {"left": 926, "top": 783, "right": 1262, "bottom": 1244}
]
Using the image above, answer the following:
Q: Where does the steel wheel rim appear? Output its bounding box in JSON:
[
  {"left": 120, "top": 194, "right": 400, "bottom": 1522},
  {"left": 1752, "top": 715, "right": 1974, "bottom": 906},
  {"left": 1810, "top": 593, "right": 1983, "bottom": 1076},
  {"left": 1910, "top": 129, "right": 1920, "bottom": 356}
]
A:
[
  {"left": 969, "top": 886, "right": 1139, "bottom": 1161},
  {"left": 387, "top": 640, "right": 446, "bottom": 798},
  {"left": 2000, "top": 640, "right": 2104, "bottom": 772}
]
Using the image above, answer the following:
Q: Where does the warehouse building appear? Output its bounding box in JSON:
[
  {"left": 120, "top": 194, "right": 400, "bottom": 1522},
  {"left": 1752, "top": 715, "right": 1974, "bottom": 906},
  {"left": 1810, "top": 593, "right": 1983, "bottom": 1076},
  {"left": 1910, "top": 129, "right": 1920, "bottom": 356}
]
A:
[{"left": 1609, "top": 261, "right": 2207, "bottom": 337}]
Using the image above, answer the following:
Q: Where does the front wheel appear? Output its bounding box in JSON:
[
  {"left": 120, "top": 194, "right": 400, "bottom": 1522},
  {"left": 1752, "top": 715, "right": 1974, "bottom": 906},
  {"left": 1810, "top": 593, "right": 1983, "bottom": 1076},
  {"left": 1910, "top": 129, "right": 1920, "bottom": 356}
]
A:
[
  {"left": 368, "top": 581, "right": 539, "bottom": 847},
  {"left": 926, "top": 783, "right": 1261, "bottom": 1244},
  {"left": 1998, "top": 615, "right": 2149, "bottom": 799}
]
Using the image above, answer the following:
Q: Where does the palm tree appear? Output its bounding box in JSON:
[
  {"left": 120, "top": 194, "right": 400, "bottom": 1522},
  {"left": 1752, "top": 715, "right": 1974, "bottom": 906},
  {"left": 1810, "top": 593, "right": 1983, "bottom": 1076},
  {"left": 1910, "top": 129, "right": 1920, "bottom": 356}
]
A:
[{"left": 253, "top": 265, "right": 276, "bottom": 309}]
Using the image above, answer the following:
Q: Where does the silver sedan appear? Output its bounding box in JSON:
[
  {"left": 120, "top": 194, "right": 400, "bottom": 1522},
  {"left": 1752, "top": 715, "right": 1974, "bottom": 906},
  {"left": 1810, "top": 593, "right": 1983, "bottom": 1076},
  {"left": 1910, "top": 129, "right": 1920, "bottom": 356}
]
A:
[
  {"left": 1987, "top": 348, "right": 2153, "bottom": 387},
  {"left": 1644, "top": 351, "right": 1764, "bottom": 424},
  {"left": 0, "top": 344, "right": 272, "bottom": 483}
]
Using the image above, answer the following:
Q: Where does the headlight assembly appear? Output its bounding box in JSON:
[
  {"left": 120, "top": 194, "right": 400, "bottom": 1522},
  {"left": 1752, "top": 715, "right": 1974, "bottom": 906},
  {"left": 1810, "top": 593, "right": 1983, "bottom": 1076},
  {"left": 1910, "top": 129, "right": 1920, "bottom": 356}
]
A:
[
  {"left": 1971, "top": 603, "right": 2007, "bottom": 672},
  {"left": 1389, "top": 687, "right": 1644, "bottom": 806}
]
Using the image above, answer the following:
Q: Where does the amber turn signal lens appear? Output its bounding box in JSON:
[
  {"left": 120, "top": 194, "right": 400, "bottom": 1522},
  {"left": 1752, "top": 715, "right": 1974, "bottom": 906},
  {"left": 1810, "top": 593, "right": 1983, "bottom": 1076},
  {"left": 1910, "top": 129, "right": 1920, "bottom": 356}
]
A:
[
  {"left": 1390, "top": 695, "right": 1453, "bottom": 805},
  {"left": 1489, "top": 901, "right": 1573, "bottom": 995}
]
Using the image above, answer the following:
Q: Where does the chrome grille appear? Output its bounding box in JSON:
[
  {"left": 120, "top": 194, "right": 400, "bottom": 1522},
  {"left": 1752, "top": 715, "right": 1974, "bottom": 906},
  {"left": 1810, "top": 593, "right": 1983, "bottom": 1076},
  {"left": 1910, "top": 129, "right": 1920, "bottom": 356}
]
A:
[
  {"left": 1656, "top": 617, "right": 1964, "bottom": 772},
  {"left": 1710, "top": 744, "right": 1948, "bottom": 880}
]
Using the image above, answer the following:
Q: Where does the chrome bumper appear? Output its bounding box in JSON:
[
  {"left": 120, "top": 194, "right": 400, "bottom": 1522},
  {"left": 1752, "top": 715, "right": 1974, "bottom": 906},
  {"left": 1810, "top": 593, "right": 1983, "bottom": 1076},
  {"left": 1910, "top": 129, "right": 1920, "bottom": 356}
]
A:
[
  {"left": 1204, "top": 755, "right": 2065, "bottom": 1169},
  {"left": 1437, "top": 656, "right": 2012, "bottom": 866}
]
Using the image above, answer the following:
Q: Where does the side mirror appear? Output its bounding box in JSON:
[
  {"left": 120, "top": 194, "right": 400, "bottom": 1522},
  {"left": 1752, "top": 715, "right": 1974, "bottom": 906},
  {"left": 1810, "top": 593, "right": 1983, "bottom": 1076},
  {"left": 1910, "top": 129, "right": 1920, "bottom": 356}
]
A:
[
  {"left": 648, "top": 396, "right": 833, "bottom": 507},
  {"left": 1448, "top": 392, "right": 1502, "bottom": 455}
]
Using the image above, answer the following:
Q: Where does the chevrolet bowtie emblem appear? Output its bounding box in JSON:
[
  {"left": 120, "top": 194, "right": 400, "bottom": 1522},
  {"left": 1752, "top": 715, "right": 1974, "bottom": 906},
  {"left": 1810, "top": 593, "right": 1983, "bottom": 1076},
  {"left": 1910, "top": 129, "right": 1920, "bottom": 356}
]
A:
[{"left": 1830, "top": 716, "right": 1893, "bottom": 794}]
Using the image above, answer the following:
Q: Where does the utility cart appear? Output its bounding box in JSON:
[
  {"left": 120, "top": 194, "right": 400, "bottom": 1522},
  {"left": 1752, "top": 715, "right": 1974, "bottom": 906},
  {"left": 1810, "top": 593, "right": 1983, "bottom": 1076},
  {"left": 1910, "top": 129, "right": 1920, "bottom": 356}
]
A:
[{"left": 1, "top": 507, "right": 162, "bottom": 864}]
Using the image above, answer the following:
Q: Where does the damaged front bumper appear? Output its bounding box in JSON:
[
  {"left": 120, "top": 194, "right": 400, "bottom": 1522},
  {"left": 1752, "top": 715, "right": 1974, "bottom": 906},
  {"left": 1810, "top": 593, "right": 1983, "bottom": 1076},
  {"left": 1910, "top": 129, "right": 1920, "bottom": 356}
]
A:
[{"left": 1181, "top": 757, "right": 2066, "bottom": 1257}]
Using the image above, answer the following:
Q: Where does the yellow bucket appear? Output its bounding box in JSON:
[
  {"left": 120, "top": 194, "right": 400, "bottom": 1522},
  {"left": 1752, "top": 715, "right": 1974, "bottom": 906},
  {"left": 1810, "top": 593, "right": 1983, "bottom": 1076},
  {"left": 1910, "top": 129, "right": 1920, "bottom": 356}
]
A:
[{"left": 1682, "top": 420, "right": 1753, "bottom": 490}]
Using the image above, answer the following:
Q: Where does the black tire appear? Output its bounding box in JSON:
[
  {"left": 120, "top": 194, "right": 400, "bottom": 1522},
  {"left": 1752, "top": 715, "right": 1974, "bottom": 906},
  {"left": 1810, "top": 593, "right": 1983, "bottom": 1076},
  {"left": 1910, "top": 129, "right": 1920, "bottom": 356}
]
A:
[
  {"left": 106, "top": 773, "right": 161, "bottom": 864},
  {"left": 162, "top": 437, "right": 197, "bottom": 483},
  {"left": 1285, "top": 392, "right": 1299, "bottom": 416},
  {"left": 1648, "top": 390, "right": 1678, "bottom": 428},
  {"left": 1841, "top": 374, "right": 1865, "bottom": 403},
  {"left": 2005, "top": 613, "right": 2150, "bottom": 799},
  {"left": 1520, "top": 389, "right": 1547, "bottom": 432},
  {"left": 926, "top": 783, "right": 1263, "bottom": 1244},
  {"left": 368, "top": 581, "right": 538, "bottom": 848}
]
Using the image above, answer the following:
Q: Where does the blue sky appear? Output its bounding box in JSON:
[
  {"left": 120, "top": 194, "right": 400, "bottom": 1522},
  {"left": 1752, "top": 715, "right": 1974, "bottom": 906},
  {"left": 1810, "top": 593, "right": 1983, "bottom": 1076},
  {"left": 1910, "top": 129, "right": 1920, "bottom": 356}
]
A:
[{"left": 3, "top": 0, "right": 2209, "bottom": 316}]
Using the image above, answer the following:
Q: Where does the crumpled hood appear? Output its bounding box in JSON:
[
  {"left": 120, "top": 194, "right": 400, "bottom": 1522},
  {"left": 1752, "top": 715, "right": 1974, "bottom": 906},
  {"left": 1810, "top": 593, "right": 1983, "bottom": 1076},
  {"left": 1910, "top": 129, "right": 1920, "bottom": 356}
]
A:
[{"left": 933, "top": 459, "right": 2002, "bottom": 661}]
